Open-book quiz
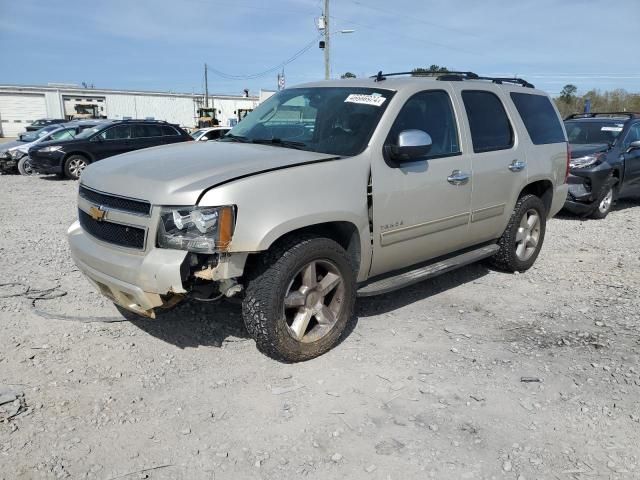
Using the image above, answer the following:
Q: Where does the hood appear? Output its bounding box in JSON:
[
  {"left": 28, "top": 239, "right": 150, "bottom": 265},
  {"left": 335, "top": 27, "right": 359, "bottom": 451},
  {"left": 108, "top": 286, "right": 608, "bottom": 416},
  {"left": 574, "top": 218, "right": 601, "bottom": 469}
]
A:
[
  {"left": 570, "top": 143, "right": 610, "bottom": 158},
  {"left": 0, "top": 139, "right": 25, "bottom": 155},
  {"left": 80, "top": 141, "right": 339, "bottom": 205}
]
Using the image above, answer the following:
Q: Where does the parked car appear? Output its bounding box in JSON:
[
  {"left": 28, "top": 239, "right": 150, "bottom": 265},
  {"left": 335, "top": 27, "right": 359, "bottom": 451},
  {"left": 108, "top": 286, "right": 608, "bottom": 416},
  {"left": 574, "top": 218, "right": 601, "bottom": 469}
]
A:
[
  {"left": 1, "top": 120, "right": 105, "bottom": 175},
  {"left": 68, "top": 72, "right": 569, "bottom": 361},
  {"left": 563, "top": 112, "right": 640, "bottom": 218},
  {"left": 29, "top": 120, "right": 192, "bottom": 180},
  {"left": 191, "top": 126, "right": 231, "bottom": 141},
  {"left": 25, "top": 118, "right": 66, "bottom": 132}
]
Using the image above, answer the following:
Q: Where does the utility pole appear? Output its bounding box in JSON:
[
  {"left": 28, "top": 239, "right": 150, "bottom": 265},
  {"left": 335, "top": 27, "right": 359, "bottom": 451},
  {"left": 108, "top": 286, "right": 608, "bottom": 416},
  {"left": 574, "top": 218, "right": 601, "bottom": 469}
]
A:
[
  {"left": 323, "top": 0, "right": 330, "bottom": 80},
  {"left": 204, "top": 63, "right": 209, "bottom": 108}
]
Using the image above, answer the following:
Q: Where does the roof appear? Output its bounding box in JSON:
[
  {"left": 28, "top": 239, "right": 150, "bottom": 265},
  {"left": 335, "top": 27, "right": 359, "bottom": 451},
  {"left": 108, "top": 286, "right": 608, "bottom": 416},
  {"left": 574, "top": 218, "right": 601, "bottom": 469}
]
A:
[{"left": 294, "top": 75, "right": 546, "bottom": 95}]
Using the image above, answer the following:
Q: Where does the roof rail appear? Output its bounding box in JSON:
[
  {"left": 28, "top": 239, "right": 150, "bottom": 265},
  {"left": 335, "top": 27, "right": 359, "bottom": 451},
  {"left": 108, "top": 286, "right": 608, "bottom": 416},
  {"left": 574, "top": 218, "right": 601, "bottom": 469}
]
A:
[
  {"left": 371, "top": 70, "right": 534, "bottom": 88},
  {"left": 564, "top": 112, "right": 640, "bottom": 120}
]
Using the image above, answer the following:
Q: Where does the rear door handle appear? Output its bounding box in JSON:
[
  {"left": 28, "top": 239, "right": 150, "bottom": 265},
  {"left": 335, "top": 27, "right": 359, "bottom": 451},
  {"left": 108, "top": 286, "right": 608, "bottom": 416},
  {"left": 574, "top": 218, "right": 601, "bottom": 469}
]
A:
[
  {"left": 447, "top": 170, "right": 470, "bottom": 185},
  {"left": 508, "top": 159, "right": 527, "bottom": 172}
]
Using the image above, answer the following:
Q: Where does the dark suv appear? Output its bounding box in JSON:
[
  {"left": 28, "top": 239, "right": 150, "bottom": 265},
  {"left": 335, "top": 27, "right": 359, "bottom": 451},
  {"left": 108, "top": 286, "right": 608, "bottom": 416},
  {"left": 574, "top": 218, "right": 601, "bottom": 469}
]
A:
[
  {"left": 563, "top": 112, "right": 640, "bottom": 218},
  {"left": 29, "top": 120, "right": 192, "bottom": 180}
]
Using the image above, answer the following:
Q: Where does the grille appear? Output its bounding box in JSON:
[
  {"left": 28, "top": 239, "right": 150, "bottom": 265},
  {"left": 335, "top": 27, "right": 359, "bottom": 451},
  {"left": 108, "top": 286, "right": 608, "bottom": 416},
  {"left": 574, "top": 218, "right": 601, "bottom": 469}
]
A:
[
  {"left": 79, "top": 209, "right": 146, "bottom": 249},
  {"left": 79, "top": 185, "right": 151, "bottom": 215}
]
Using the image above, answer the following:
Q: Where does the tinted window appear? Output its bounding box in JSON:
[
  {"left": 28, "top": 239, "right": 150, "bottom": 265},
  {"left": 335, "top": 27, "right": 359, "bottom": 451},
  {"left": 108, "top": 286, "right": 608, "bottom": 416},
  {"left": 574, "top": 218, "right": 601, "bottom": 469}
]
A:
[
  {"left": 462, "top": 90, "right": 514, "bottom": 153},
  {"left": 162, "top": 125, "right": 180, "bottom": 136},
  {"left": 510, "top": 93, "right": 565, "bottom": 145},
  {"left": 100, "top": 125, "right": 131, "bottom": 140},
  {"left": 625, "top": 123, "right": 640, "bottom": 146},
  {"left": 387, "top": 90, "right": 460, "bottom": 157},
  {"left": 145, "top": 124, "right": 162, "bottom": 137}
]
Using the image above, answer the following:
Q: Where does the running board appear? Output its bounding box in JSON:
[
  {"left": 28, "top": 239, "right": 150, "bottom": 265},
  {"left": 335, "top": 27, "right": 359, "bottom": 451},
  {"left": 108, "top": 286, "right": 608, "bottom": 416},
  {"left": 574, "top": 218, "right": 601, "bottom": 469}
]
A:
[{"left": 357, "top": 244, "right": 499, "bottom": 297}]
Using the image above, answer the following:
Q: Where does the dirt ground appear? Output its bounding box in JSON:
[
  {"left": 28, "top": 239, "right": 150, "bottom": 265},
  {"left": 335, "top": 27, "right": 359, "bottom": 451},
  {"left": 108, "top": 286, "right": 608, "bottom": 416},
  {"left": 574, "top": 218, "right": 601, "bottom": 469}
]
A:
[{"left": 1, "top": 174, "right": 639, "bottom": 480}]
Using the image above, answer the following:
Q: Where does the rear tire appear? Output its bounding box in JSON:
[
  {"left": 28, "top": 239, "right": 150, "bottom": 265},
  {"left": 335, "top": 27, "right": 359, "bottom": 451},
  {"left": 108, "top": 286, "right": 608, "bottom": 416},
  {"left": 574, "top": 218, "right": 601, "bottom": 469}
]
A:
[
  {"left": 589, "top": 177, "right": 617, "bottom": 219},
  {"left": 17, "top": 156, "right": 34, "bottom": 176},
  {"left": 242, "top": 236, "right": 356, "bottom": 362},
  {"left": 63, "top": 155, "right": 89, "bottom": 180},
  {"left": 489, "top": 194, "right": 546, "bottom": 273}
]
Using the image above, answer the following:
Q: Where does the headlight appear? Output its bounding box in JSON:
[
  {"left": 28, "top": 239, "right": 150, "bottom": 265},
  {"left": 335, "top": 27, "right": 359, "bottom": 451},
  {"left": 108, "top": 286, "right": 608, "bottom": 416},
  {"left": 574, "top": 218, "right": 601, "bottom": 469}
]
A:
[
  {"left": 38, "top": 145, "right": 63, "bottom": 153},
  {"left": 569, "top": 154, "right": 603, "bottom": 169},
  {"left": 10, "top": 150, "right": 25, "bottom": 160},
  {"left": 158, "top": 206, "right": 235, "bottom": 253}
]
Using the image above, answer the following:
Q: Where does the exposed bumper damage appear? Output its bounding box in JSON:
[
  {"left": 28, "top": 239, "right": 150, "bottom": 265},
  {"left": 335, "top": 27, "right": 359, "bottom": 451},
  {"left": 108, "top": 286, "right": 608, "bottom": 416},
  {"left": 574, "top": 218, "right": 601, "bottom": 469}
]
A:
[
  {"left": 67, "top": 221, "right": 247, "bottom": 318},
  {"left": 563, "top": 166, "right": 613, "bottom": 215}
]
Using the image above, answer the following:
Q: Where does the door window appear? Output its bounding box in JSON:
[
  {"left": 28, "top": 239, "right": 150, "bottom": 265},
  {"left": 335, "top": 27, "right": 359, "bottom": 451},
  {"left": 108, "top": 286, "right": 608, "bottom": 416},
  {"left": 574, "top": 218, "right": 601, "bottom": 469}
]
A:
[
  {"left": 131, "top": 124, "right": 163, "bottom": 138},
  {"left": 387, "top": 90, "right": 460, "bottom": 158},
  {"left": 625, "top": 123, "right": 640, "bottom": 147},
  {"left": 100, "top": 125, "right": 131, "bottom": 140},
  {"left": 462, "top": 90, "right": 514, "bottom": 153}
]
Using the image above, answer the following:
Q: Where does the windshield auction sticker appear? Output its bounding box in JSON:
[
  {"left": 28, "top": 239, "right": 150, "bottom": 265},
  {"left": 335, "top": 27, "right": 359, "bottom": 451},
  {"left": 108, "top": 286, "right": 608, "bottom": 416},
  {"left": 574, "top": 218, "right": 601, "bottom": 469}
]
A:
[
  {"left": 344, "top": 94, "right": 387, "bottom": 107},
  {"left": 601, "top": 126, "right": 623, "bottom": 132}
]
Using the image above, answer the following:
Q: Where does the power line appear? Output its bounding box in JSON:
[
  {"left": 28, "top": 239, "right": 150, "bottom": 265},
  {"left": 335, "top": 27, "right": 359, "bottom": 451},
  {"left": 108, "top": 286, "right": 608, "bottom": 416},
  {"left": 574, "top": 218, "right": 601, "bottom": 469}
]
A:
[{"left": 206, "top": 36, "right": 321, "bottom": 80}]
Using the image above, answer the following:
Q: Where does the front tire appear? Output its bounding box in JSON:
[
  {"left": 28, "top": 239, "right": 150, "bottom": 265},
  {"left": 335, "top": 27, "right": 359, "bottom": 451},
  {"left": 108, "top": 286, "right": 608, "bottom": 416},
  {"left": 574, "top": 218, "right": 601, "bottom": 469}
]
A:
[
  {"left": 589, "top": 177, "right": 616, "bottom": 219},
  {"left": 490, "top": 194, "right": 546, "bottom": 273},
  {"left": 17, "top": 156, "right": 34, "bottom": 176},
  {"left": 63, "top": 155, "right": 88, "bottom": 180},
  {"left": 242, "top": 237, "right": 356, "bottom": 362}
]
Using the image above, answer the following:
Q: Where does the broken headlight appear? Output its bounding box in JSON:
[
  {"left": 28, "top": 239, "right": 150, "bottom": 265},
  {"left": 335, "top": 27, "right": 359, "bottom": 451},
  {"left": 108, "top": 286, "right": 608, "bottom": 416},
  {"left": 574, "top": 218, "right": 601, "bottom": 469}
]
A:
[
  {"left": 157, "top": 206, "right": 235, "bottom": 253},
  {"left": 569, "top": 153, "right": 604, "bottom": 169}
]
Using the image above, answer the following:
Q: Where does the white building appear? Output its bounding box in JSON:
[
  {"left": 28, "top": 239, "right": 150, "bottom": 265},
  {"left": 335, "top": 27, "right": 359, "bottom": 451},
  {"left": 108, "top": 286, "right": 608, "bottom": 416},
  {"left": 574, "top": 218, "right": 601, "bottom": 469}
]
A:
[{"left": 0, "top": 84, "right": 262, "bottom": 137}]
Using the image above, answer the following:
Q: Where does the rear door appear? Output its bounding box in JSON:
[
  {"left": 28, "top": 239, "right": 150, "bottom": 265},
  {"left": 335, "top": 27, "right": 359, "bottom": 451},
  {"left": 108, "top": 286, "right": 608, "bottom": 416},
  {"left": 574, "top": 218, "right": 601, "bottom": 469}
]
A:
[
  {"left": 369, "top": 88, "right": 472, "bottom": 277},
  {"left": 621, "top": 122, "right": 640, "bottom": 194},
  {"left": 456, "top": 88, "right": 525, "bottom": 243},
  {"left": 94, "top": 125, "right": 133, "bottom": 159},
  {"left": 131, "top": 123, "right": 164, "bottom": 150}
]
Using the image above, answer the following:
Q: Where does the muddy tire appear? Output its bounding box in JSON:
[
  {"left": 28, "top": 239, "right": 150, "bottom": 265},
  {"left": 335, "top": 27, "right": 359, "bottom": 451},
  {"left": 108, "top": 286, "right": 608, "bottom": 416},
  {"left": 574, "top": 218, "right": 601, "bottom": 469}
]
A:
[
  {"left": 242, "top": 236, "right": 356, "bottom": 362},
  {"left": 63, "top": 155, "right": 89, "bottom": 180},
  {"left": 589, "top": 176, "right": 617, "bottom": 219},
  {"left": 489, "top": 194, "right": 547, "bottom": 273},
  {"left": 17, "top": 156, "right": 35, "bottom": 176}
]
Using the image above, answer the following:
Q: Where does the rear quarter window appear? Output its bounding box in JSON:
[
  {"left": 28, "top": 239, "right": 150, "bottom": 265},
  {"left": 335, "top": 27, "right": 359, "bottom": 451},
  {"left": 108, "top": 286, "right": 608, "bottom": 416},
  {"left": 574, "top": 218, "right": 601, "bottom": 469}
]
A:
[{"left": 510, "top": 92, "right": 566, "bottom": 145}]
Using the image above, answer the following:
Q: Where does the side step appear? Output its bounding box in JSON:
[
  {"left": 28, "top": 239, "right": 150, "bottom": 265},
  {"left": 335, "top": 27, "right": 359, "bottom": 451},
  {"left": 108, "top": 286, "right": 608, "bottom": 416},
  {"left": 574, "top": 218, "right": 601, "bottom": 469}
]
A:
[{"left": 357, "top": 244, "right": 499, "bottom": 297}]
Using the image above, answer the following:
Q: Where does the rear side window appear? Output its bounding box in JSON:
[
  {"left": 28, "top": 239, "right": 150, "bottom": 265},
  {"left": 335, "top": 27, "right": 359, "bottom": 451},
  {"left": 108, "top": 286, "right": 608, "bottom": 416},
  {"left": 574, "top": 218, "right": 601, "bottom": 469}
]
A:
[
  {"left": 511, "top": 93, "right": 566, "bottom": 145},
  {"left": 162, "top": 125, "right": 180, "bottom": 136},
  {"left": 462, "top": 90, "right": 514, "bottom": 153}
]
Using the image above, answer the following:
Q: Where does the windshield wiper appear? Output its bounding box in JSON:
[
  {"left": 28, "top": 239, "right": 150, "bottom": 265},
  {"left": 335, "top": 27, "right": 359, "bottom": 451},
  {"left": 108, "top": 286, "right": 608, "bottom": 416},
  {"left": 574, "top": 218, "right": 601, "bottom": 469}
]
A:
[
  {"left": 251, "top": 138, "right": 308, "bottom": 150},
  {"left": 221, "top": 133, "right": 251, "bottom": 143}
]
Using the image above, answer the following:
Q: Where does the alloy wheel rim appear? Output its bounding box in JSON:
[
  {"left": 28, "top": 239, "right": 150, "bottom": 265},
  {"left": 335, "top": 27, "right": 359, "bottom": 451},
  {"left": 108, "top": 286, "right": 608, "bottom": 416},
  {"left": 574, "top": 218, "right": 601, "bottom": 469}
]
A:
[
  {"left": 515, "top": 209, "right": 541, "bottom": 261},
  {"left": 23, "top": 160, "right": 33, "bottom": 175},
  {"left": 283, "top": 259, "right": 345, "bottom": 343},
  {"left": 599, "top": 188, "right": 613, "bottom": 213},
  {"left": 69, "top": 159, "right": 86, "bottom": 178}
]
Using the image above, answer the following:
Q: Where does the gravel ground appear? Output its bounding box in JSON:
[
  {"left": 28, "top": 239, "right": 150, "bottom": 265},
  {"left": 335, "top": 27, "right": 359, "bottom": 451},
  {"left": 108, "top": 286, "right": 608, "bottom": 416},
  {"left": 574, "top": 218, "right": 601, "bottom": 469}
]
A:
[{"left": 1, "top": 174, "right": 639, "bottom": 480}]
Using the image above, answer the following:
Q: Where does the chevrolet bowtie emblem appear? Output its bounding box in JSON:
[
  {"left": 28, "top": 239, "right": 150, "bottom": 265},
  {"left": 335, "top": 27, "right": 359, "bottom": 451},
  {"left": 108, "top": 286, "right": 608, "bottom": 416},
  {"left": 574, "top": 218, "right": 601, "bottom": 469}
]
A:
[{"left": 89, "top": 205, "right": 107, "bottom": 222}]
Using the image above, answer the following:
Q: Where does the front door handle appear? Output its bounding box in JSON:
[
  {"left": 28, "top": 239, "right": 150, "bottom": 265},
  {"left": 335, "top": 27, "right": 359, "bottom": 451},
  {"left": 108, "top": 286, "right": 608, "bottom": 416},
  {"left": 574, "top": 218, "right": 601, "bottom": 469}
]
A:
[
  {"left": 508, "top": 159, "right": 527, "bottom": 172},
  {"left": 447, "top": 170, "right": 470, "bottom": 186}
]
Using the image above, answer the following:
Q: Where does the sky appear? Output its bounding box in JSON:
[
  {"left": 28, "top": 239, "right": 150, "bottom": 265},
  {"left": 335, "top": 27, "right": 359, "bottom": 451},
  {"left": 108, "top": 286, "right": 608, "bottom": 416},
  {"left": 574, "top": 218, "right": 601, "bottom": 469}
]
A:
[{"left": 1, "top": 0, "right": 639, "bottom": 97}]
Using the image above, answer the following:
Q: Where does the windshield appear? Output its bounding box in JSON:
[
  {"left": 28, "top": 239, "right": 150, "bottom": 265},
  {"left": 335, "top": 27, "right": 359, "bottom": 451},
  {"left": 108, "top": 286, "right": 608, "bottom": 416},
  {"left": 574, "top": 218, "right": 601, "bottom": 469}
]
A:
[
  {"left": 564, "top": 120, "right": 625, "bottom": 145},
  {"left": 190, "top": 129, "right": 205, "bottom": 139},
  {"left": 20, "top": 125, "right": 61, "bottom": 142},
  {"left": 75, "top": 125, "right": 105, "bottom": 139},
  {"left": 222, "top": 87, "right": 394, "bottom": 156}
]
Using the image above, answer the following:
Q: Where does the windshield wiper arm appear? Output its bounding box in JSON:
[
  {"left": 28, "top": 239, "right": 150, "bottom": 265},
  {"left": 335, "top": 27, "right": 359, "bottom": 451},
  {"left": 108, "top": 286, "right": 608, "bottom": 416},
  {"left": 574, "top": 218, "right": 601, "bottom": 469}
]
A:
[
  {"left": 222, "top": 133, "right": 251, "bottom": 143},
  {"left": 251, "top": 138, "right": 308, "bottom": 150}
]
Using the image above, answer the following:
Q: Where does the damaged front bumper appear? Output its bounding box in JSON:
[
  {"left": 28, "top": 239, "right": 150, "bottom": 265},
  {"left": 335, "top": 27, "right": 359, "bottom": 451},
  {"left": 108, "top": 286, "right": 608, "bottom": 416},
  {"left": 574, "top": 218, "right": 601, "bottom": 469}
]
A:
[
  {"left": 563, "top": 165, "right": 613, "bottom": 215},
  {"left": 68, "top": 221, "right": 247, "bottom": 318}
]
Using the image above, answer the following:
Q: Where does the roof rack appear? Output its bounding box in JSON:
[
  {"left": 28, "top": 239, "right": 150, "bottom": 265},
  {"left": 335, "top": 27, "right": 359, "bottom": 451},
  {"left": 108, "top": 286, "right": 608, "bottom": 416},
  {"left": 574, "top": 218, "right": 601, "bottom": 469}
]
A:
[
  {"left": 564, "top": 112, "right": 640, "bottom": 120},
  {"left": 371, "top": 70, "right": 535, "bottom": 88}
]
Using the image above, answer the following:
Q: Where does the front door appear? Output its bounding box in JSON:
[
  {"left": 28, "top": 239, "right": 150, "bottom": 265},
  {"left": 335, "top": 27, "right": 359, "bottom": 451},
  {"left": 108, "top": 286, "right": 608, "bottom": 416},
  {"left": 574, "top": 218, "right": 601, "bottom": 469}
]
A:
[
  {"left": 621, "top": 122, "right": 640, "bottom": 195},
  {"left": 369, "top": 89, "right": 472, "bottom": 277},
  {"left": 94, "top": 124, "right": 133, "bottom": 159}
]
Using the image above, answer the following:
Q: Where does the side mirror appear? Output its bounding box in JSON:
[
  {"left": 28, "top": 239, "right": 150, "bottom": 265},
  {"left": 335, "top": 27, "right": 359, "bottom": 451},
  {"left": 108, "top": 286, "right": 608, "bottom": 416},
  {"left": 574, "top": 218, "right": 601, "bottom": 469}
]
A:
[
  {"left": 626, "top": 140, "right": 640, "bottom": 153},
  {"left": 90, "top": 135, "right": 103, "bottom": 142},
  {"left": 385, "top": 130, "right": 432, "bottom": 163},
  {"left": 201, "top": 136, "right": 209, "bottom": 141}
]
